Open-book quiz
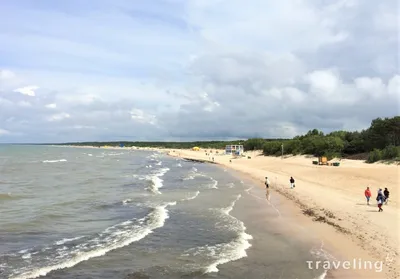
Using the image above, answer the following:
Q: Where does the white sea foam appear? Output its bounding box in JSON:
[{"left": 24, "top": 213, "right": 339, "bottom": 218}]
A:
[
  {"left": 155, "top": 161, "right": 162, "bottom": 166},
  {"left": 106, "top": 152, "right": 124, "bottom": 156},
  {"left": 176, "top": 163, "right": 182, "bottom": 167},
  {"left": 183, "top": 174, "right": 196, "bottom": 180},
  {"left": 18, "top": 249, "right": 29, "bottom": 254},
  {"left": 122, "top": 199, "right": 132, "bottom": 205},
  {"left": 308, "top": 241, "right": 336, "bottom": 279},
  {"left": 183, "top": 194, "right": 252, "bottom": 274},
  {"left": 9, "top": 202, "right": 176, "bottom": 279},
  {"left": 42, "top": 159, "right": 67, "bottom": 163},
  {"left": 145, "top": 167, "right": 170, "bottom": 194},
  {"left": 181, "top": 191, "right": 200, "bottom": 201},
  {"left": 146, "top": 153, "right": 159, "bottom": 161},
  {"left": 55, "top": 236, "right": 85, "bottom": 246},
  {"left": 21, "top": 254, "right": 31, "bottom": 260},
  {"left": 204, "top": 230, "right": 252, "bottom": 273},
  {"left": 208, "top": 178, "right": 218, "bottom": 189},
  {"left": 310, "top": 241, "right": 337, "bottom": 262},
  {"left": 221, "top": 194, "right": 241, "bottom": 215},
  {"left": 183, "top": 167, "right": 200, "bottom": 180},
  {"left": 226, "top": 182, "right": 235, "bottom": 188},
  {"left": 244, "top": 186, "right": 253, "bottom": 193}
]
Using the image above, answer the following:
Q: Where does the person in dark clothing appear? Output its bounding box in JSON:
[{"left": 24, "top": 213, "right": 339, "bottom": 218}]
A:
[
  {"left": 376, "top": 189, "right": 384, "bottom": 212},
  {"left": 290, "top": 177, "right": 295, "bottom": 188},
  {"left": 384, "top": 188, "right": 390, "bottom": 205}
]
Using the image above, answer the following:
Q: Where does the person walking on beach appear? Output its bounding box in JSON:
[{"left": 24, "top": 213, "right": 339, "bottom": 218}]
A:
[
  {"left": 384, "top": 187, "right": 390, "bottom": 205},
  {"left": 290, "top": 176, "right": 295, "bottom": 188},
  {"left": 376, "top": 189, "right": 384, "bottom": 212},
  {"left": 364, "top": 187, "right": 371, "bottom": 205},
  {"left": 265, "top": 177, "right": 270, "bottom": 189}
]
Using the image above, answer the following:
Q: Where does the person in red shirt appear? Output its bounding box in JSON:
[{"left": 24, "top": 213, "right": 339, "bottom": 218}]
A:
[{"left": 365, "top": 187, "right": 372, "bottom": 205}]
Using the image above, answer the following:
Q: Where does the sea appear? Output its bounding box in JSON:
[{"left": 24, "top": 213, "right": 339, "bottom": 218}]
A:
[{"left": 0, "top": 145, "right": 330, "bottom": 279}]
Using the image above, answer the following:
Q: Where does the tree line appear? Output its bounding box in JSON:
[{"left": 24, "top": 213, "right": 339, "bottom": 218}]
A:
[
  {"left": 244, "top": 116, "right": 400, "bottom": 163},
  {"left": 56, "top": 116, "right": 399, "bottom": 163}
]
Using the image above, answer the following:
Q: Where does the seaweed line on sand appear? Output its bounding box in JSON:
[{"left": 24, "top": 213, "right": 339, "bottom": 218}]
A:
[{"left": 272, "top": 182, "right": 399, "bottom": 279}]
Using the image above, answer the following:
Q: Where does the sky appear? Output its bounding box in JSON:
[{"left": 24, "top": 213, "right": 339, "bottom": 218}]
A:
[{"left": 0, "top": 0, "right": 399, "bottom": 143}]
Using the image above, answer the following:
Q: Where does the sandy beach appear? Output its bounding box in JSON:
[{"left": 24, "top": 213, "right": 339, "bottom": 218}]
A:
[{"left": 166, "top": 148, "right": 399, "bottom": 279}]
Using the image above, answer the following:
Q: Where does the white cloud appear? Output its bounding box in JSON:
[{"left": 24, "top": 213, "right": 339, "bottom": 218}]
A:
[
  {"left": 71, "top": 125, "right": 95, "bottom": 129},
  {"left": 387, "top": 75, "right": 400, "bottom": 97},
  {"left": 201, "top": 93, "right": 220, "bottom": 112},
  {"left": 184, "top": 0, "right": 350, "bottom": 52},
  {"left": 306, "top": 70, "right": 340, "bottom": 95},
  {"left": 130, "top": 109, "right": 157, "bottom": 125},
  {"left": 45, "top": 103, "right": 57, "bottom": 109},
  {"left": 13, "top": 85, "right": 39, "bottom": 96},
  {"left": 0, "top": 128, "right": 10, "bottom": 135},
  {"left": 0, "top": 0, "right": 398, "bottom": 142},
  {"left": 47, "top": 113, "right": 71, "bottom": 122},
  {"left": 0, "top": 70, "right": 15, "bottom": 80}
]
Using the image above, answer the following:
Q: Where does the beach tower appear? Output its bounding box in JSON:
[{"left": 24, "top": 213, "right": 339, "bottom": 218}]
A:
[
  {"left": 119, "top": 143, "right": 124, "bottom": 148},
  {"left": 225, "top": 145, "right": 243, "bottom": 155},
  {"left": 192, "top": 146, "right": 200, "bottom": 151}
]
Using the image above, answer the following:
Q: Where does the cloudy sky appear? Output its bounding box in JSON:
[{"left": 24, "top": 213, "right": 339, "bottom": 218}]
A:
[{"left": 0, "top": 0, "right": 398, "bottom": 143}]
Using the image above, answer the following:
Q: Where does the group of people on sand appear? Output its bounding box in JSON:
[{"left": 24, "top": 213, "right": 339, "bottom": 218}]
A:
[
  {"left": 364, "top": 186, "right": 390, "bottom": 212},
  {"left": 264, "top": 176, "right": 296, "bottom": 189}
]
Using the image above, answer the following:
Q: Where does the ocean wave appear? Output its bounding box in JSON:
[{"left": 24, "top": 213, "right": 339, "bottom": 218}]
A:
[
  {"left": 182, "top": 167, "right": 199, "bottom": 180},
  {"left": 208, "top": 178, "right": 218, "bottom": 189},
  {"left": 183, "top": 195, "right": 252, "bottom": 274},
  {"left": 145, "top": 168, "right": 170, "bottom": 194},
  {"left": 183, "top": 174, "right": 196, "bottom": 180},
  {"left": 7, "top": 202, "right": 176, "bottom": 279},
  {"left": 54, "top": 236, "right": 85, "bottom": 246},
  {"left": 181, "top": 191, "right": 200, "bottom": 202},
  {"left": 122, "top": 199, "right": 132, "bottom": 205},
  {"left": 105, "top": 152, "right": 124, "bottom": 156},
  {"left": 42, "top": 159, "right": 67, "bottom": 163},
  {"left": 146, "top": 153, "right": 160, "bottom": 161}
]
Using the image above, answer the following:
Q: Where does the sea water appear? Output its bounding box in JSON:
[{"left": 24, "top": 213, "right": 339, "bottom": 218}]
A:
[{"left": 0, "top": 145, "right": 329, "bottom": 279}]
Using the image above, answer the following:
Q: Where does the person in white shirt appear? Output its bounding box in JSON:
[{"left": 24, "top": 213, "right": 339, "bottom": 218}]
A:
[{"left": 265, "top": 177, "right": 270, "bottom": 189}]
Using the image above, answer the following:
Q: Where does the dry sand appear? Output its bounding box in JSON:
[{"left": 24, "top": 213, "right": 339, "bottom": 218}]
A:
[{"left": 167, "top": 148, "right": 400, "bottom": 279}]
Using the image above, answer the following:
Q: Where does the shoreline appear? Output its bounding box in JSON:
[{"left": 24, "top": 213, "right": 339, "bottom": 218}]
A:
[
  {"left": 166, "top": 149, "right": 399, "bottom": 279},
  {"left": 53, "top": 145, "right": 399, "bottom": 278}
]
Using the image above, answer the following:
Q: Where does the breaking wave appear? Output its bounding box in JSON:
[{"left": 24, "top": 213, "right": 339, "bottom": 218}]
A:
[
  {"left": 42, "top": 159, "right": 67, "bottom": 163},
  {"left": 5, "top": 202, "right": 176, "bottom": 279}
]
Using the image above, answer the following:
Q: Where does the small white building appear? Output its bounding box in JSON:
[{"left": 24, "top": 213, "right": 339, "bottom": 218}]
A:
[{"left": 225, "top": 145, "right": 244, "bottom": 155}]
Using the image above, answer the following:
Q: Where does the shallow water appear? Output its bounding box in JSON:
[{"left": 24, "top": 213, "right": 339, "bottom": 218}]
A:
[{"left": 0, "top": 145, "right": 328, "bottom": 278}]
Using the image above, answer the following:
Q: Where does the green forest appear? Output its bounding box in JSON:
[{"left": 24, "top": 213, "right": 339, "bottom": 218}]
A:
[{"left": 59, "top": 116, "right": 400, "bottom": 163}]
